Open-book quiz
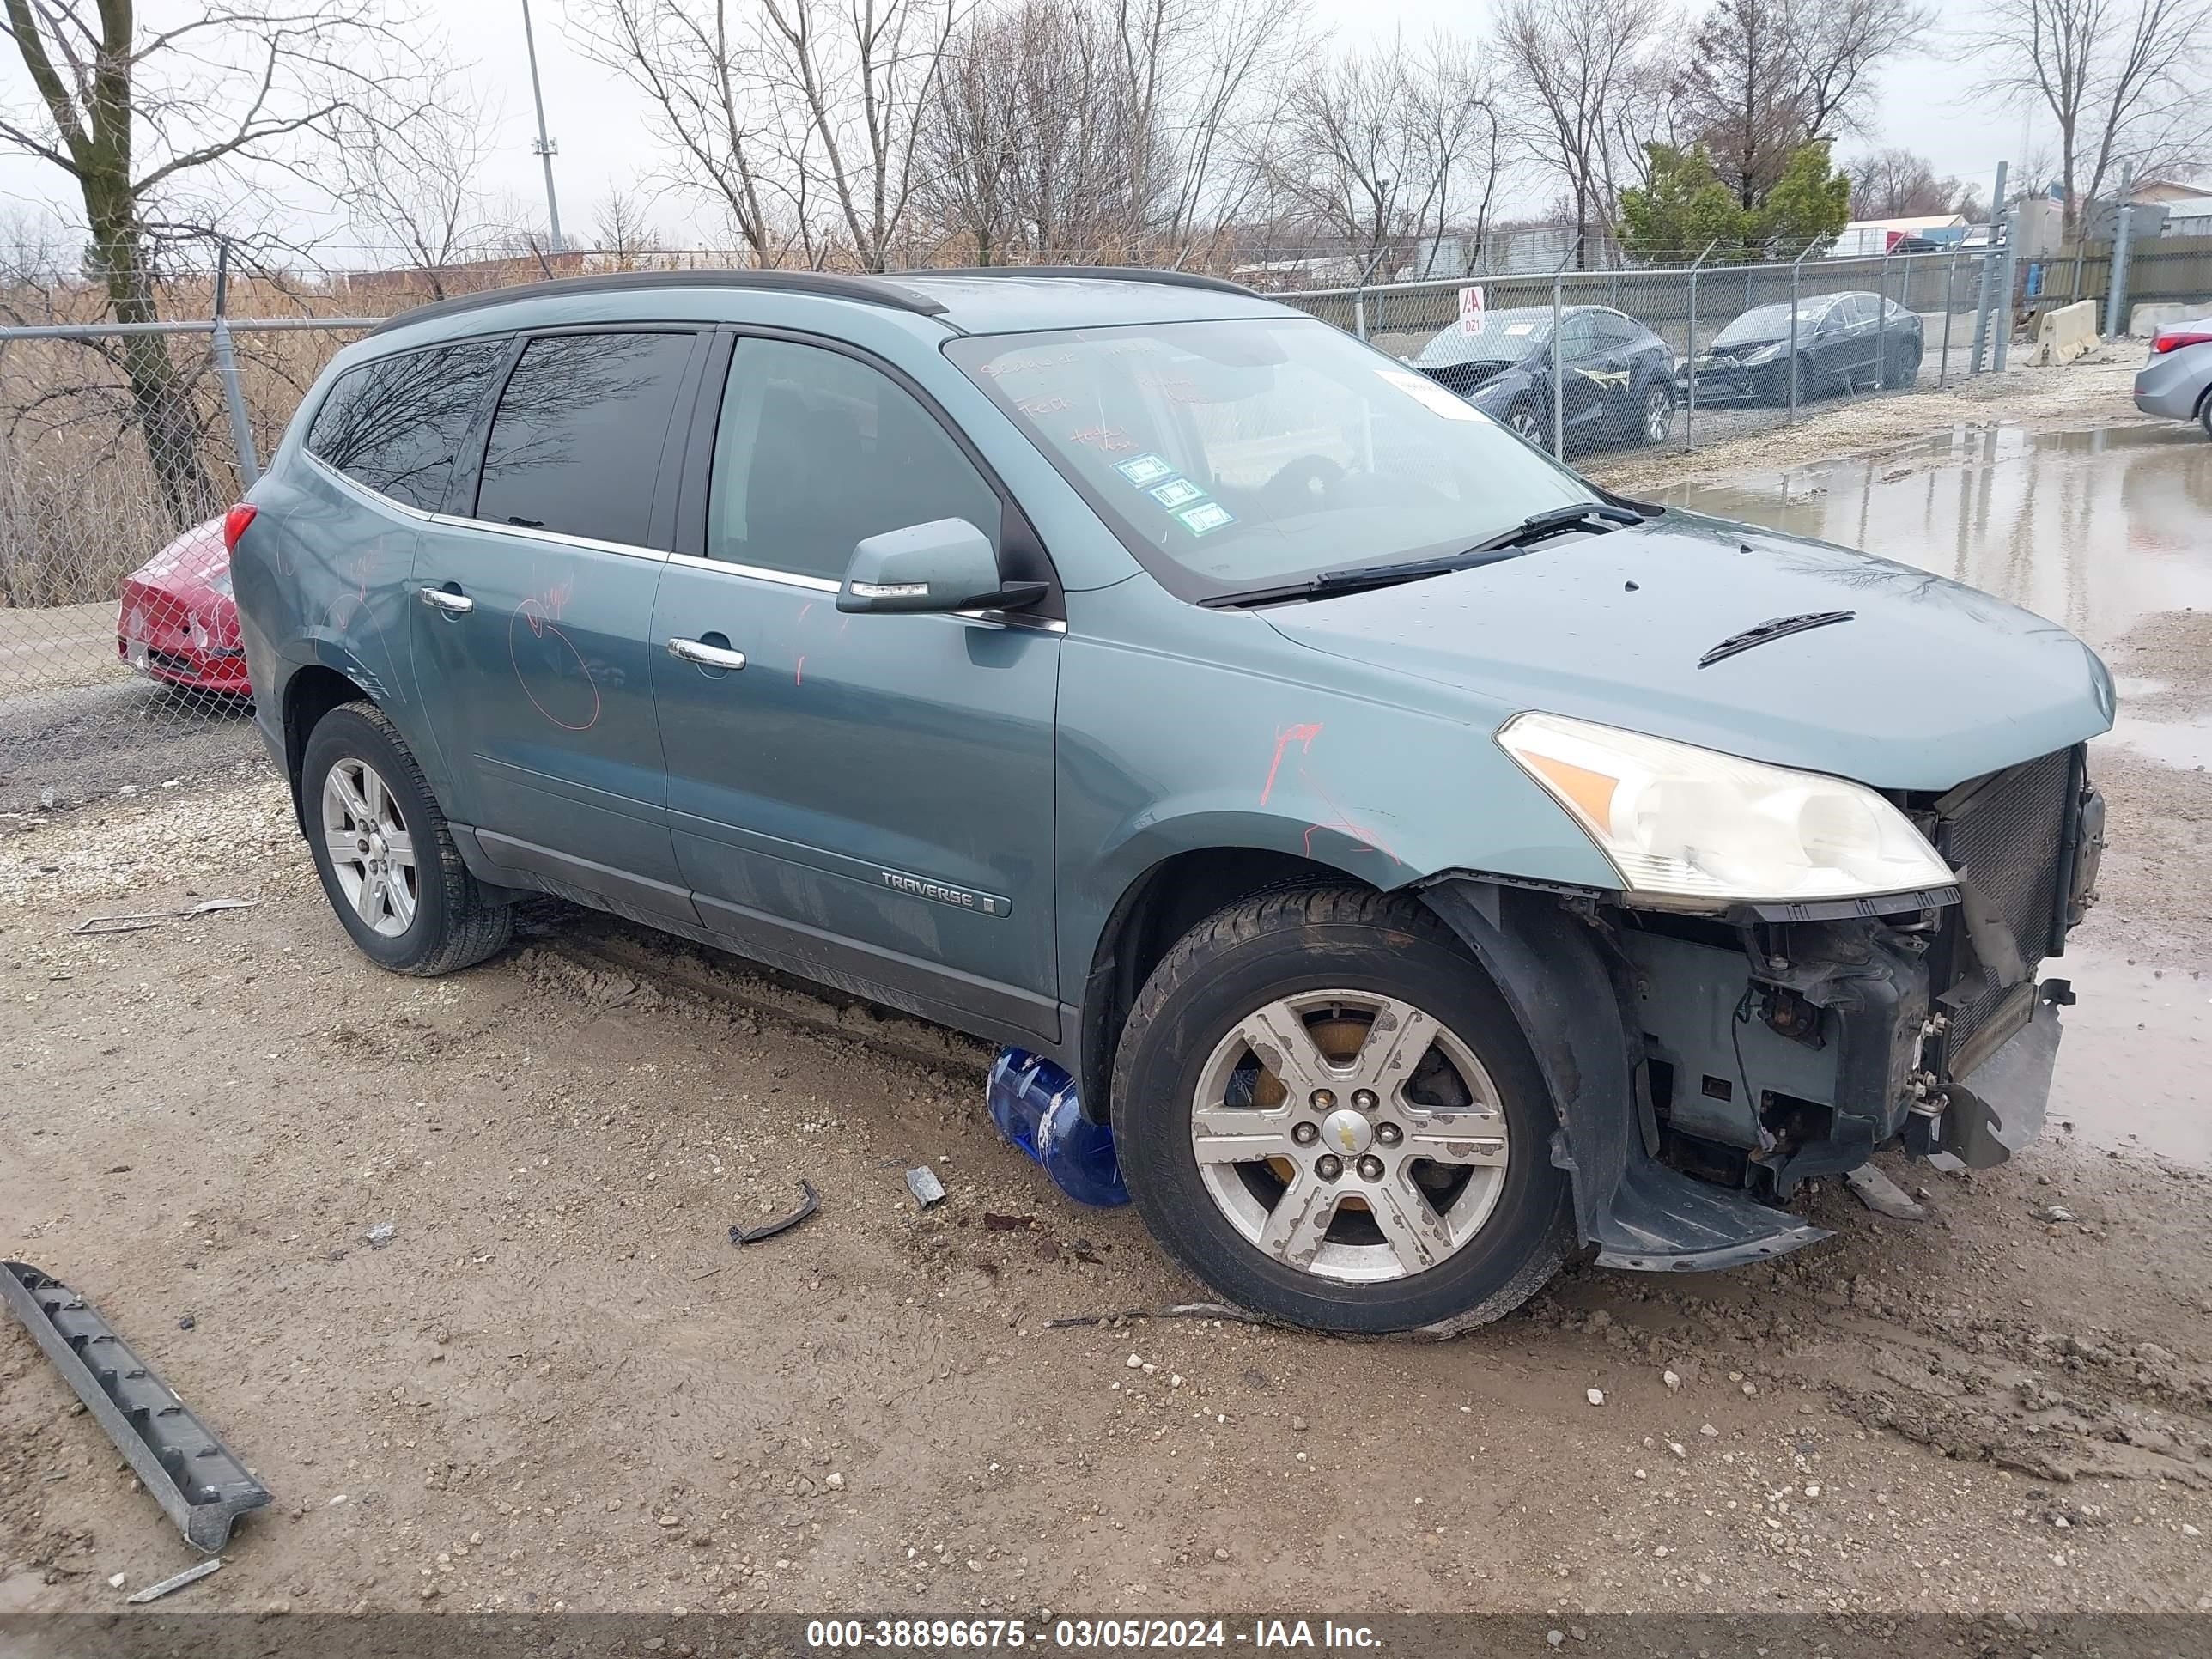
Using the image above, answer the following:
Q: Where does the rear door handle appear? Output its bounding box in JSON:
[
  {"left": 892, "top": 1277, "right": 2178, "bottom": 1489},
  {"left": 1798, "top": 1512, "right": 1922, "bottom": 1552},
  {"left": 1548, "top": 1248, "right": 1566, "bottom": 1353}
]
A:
[
  {"left": 666, "top": 636, "right": 746, "bottom": 671},
  {"left": 419, "top": 586, "right": 474, "bottom": 615}
]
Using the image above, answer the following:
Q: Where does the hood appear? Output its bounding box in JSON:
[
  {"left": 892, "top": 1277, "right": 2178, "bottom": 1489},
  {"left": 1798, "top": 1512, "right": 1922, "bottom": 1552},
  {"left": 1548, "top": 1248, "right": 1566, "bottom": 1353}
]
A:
[
  {"left": 1259, "top": 511, "right": 2113, "bottom": 792},
  {"left": 1418, "top": 358, "right": 1528, "bottom": 401},
  {"left": 1699, "top": 337, "right": 1790, "bottom": 362}
]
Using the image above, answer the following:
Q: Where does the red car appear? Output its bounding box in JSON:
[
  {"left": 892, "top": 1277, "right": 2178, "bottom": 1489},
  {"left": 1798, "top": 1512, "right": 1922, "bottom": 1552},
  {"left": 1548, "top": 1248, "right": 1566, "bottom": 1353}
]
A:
[{"left": 117, "top": 515, "right": 252, "bottom": 695}]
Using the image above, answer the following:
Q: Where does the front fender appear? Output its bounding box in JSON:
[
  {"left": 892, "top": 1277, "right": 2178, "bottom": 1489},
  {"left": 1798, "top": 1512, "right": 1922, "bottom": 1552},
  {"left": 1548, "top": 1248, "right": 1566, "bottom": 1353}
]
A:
[{"left": 1421, "top": 878, "right": 1832, "bottom": 1272}]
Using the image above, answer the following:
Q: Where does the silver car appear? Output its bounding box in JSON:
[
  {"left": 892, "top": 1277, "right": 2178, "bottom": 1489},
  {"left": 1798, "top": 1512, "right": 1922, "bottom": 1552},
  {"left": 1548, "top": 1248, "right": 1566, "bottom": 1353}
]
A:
[{"left": 2133, "top": 316, "right": 2212, "bottom": 434}]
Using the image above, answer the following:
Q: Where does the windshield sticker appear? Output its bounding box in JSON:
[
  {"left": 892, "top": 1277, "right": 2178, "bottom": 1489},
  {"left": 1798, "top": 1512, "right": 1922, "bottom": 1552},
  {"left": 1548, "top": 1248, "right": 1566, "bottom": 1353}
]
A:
[
  {"left": 1502, "top": 322, "right": 1536, "bottom": 336},
  {"left": 1376, "top": 368, "right": 1481, "bottom": 421},
  {"left": 1176, "top": 501, "right": 1235, "bottom": 536},
  {"left": 1149, "top": 478, "right": 1206, "bottom": 510},
  {"left": 1115, "top": 453, "right": 1176, "bottom": 487}
]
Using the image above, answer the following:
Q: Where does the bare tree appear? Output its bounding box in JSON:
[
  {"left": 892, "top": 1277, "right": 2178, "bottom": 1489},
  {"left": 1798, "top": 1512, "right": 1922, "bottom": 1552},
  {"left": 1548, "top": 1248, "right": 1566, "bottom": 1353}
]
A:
[
  {"left": 1846, "top": 144, "right": 1975, "bottom": 216},
  {"left": 1497, "top": 0, "right": 1671, "bottom": 261},
  {"left": 914, "top": 0, "right": 1303, "bottom": 264},
  {"left": 333, "top": 79, "right": 502, "bottom": 295},
  {"left": 593, "top": 185, "right": 659, "bottom": 262},
  {"left": 1116, "top": 0, "right": 1310, "bottom": 257},
  {"left": 574, "top": 0, "right": 963, "bottom": 272},
  {"left": 1676, "top": 0, "right": 1929, "bottom": 210},
  {"left": 1785, "top": 0, "right": 1935, "bottom": 137},
  {"left": 757, "top": 0, "right": 963, "bottom": 270},
  {"left": 1269, "top": 34, "right": 1499, "bottom": 273},
  {"left": 569, "top": 0, "right": 782, "bottom": 263},
  {"left": 0, "top": 0, "right": 426, "bottom": 523},
  {"left": 1966, "top": 0, "right": 2212, "bottom": 235}
]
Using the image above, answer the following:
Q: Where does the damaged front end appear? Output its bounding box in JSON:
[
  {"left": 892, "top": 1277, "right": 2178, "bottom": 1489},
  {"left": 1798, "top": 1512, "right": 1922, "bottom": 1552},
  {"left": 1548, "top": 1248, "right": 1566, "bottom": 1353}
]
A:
[{"left": 1427, "top": 744, "right": 2103, "bottom": 1273}]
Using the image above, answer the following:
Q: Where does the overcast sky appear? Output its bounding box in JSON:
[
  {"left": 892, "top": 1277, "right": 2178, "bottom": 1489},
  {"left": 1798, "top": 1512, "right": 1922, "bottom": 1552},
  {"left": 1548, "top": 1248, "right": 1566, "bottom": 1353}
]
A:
[{"left": 0, "top": 0, "right": 2045, "bottom": 257}]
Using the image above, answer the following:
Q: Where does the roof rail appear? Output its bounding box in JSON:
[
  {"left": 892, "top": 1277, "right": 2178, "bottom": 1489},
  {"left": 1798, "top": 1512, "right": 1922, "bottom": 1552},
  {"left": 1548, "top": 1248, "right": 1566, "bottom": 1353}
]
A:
[
  {"left": 365, "top": 268, "right": 951, "bottom": 337},
  {"left": 916, "top": 264, "right": 1260, "bottom": 298}
]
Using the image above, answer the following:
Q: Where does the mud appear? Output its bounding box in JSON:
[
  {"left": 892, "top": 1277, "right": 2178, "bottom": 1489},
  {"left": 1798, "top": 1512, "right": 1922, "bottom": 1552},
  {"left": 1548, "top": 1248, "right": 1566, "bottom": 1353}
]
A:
[{"left": 4, "top": 384, "right": 2212, "bottom": 1620}]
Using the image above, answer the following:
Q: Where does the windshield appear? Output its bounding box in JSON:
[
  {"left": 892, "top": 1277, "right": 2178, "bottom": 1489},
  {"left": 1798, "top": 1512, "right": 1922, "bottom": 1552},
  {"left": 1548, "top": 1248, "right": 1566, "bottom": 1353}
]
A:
[
  {"left": 946, "top": 317, "right": 1598, "bottom": 603},
  {"left": 1410, "top": 311, "right": 1553, "bottom": 366},
  {"left": 1714, "top": 299, "right": 1836, "bottom": 345}
]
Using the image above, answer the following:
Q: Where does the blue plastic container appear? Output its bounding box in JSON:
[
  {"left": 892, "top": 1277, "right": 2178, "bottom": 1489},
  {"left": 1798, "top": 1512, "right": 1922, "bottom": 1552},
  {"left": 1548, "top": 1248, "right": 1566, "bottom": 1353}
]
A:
[{"left": 987, "top": 1048, "right": 1129, "bottom": 1206}]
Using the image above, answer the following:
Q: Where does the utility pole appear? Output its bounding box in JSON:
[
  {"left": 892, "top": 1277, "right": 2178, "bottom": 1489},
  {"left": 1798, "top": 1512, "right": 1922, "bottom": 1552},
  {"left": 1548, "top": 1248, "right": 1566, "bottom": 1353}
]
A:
[{"left": 521, "top": 0, "right": 566, "bottom": 254}]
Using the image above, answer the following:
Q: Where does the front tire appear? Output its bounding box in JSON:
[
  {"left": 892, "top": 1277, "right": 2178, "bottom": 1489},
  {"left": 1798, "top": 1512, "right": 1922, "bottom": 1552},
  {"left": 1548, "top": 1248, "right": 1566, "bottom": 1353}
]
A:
[
  {"left": 1637, "top": 380, "right": 1675, "bottom": 446},
  {"left": 301, "top": 701, "right": 512, "bottom": 975},
  {"left": 1505, "top": 400, "right": 1549, "bottom": 452},
  {"left": 1110, "top": 886, "right": 1572, "bottom": 1334},
  {"left": 1882, "top": 337, "right": 1923, "bottom": 389}
]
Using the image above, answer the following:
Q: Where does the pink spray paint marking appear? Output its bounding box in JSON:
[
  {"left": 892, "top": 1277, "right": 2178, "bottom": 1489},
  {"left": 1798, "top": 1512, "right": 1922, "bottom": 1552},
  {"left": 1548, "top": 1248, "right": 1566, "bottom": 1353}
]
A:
[{"left": 1260, "top": 722, "right": 1323, "bottom": 806}]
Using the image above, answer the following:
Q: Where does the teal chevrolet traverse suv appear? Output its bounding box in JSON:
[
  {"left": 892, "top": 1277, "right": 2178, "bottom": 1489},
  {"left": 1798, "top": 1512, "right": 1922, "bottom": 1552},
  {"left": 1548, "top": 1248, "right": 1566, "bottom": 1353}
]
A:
[{"left": 230, "top": 267, "right": 2110, "bottom": 1334}]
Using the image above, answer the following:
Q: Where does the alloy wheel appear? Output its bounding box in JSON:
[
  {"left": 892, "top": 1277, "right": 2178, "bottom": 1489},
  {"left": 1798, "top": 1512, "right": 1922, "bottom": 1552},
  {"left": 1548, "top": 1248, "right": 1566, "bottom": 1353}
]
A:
[
  {"left": 1644, "top": 385, "right": 1672, "bottom": 443},
  {"left": 1509, "top": 406, "right": 1547, "bottom": 449},
  {"left": 1189, "top": 990, "right": 1510, "bottom": 1283},
  {"left": 320, "top": 757, "right": 418, "bottom": 939}
]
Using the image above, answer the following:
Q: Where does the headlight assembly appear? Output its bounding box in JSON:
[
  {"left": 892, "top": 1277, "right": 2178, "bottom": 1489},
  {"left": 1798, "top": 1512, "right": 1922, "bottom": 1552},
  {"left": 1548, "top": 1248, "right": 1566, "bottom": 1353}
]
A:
[{"left": 1498, "top": 711, "right": 1954, "bottom": 904}]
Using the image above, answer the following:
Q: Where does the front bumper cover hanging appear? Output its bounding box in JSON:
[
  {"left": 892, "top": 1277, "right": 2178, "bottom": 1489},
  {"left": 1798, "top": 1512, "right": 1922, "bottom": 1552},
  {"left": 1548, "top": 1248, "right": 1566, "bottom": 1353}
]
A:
[{"left": 3, "top": 1261, "right": 271, "bottom": 1553}]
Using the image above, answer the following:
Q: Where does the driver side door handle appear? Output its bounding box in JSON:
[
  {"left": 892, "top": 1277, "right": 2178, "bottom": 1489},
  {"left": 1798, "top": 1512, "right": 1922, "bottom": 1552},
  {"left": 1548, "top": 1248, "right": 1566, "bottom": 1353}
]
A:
[{"left": 666, "top": 636, "right": 747, "bottom": 671}]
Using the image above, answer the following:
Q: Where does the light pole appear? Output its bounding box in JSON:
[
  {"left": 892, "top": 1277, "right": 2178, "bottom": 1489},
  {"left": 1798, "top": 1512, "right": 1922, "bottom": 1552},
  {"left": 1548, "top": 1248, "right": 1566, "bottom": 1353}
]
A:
[{"left": 520, "top": 0, "right": 566, "bottom": 254}]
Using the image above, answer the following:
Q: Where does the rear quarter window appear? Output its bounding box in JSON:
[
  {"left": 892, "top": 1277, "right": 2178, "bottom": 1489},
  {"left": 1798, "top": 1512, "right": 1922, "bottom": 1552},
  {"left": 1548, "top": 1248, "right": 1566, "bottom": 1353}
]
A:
[
  {"left": 474, "top": 331, "right": 698, "bottom": 547},
  {"left": 305, "top": 339, "right": 507, "bottom": 510}
]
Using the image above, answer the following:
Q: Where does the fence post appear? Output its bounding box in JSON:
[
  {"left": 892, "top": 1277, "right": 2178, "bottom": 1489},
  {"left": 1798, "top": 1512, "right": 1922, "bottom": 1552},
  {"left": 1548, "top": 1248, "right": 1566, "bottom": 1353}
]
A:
[
  {"left": 1874, "top": 249, "right": 1891, "bottom": 394},
  {"left": 1969, "top": 161, "right": 2008, "bottom": 375},
  {"left": 1550, "top": 274, "right": 1565, "bottom": 458},
  {"left": 1685, "top": 240, "right": 1715, "bottom": 451},
  {"left": 210, "top": 240, "right": 259, "bottom": 492},
  {"left": 1788, "top": 248, "right": 1802, "bottom": 422},
  {"left": 2105, "top": 166, "right": 2137, "bottom": 339},
  {"left": 1939, "top": 246, "right": 1958, "bottom": 388},
  {"left": 1992, "top": 198, "right": 2022, "bottom": 372},
  {"left": 1354, "top": 287, "right": 1369, "bottom": 341}
]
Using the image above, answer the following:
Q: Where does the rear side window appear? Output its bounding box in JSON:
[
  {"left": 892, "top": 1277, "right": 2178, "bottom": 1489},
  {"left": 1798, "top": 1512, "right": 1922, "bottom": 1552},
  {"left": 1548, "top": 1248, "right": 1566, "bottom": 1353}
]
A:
[
  {"left": 475, "top": 331, "right": 696, "bottom": 546},
  {"left": 305, "top": 340, "right": 506, "bottom": 510}
]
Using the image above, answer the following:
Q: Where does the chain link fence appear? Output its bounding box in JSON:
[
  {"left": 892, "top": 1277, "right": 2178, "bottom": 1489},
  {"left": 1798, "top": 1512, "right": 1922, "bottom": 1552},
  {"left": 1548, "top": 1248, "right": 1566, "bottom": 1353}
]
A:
[
  {"left": 1273, "top": 245, "right": 2004, "bottom": 467},
  {"left": 0, "top": 243, "right": 2051, "bottom": 813}
]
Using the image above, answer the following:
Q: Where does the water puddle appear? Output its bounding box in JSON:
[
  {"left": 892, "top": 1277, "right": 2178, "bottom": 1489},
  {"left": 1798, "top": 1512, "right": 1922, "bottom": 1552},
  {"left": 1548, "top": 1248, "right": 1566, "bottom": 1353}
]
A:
[
  {"left": 1664, "top": 422, "right": 2212, "bottom": 653},
  {"left": 2106, "top": 709, "right": 2212, "bottom": 771},
  {"left": 1672, "top": 426, "right": 2212, "bottom": 1164},
  {"left": 2046, "top": 945, "right": 2212, "bottom": 1165}
]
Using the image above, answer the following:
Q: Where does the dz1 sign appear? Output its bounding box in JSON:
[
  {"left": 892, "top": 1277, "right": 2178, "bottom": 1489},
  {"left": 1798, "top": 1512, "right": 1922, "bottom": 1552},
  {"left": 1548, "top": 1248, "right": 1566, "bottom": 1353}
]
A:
[{"left": 1458, "top": 284, "right": 1486, "bottom": 334}]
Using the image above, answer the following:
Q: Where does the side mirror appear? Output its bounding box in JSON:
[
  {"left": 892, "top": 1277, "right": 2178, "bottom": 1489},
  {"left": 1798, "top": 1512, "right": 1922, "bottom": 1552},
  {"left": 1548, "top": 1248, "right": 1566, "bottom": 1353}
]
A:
[{"left": 836, "top": 518, "right": 1048, "bottom": 616}]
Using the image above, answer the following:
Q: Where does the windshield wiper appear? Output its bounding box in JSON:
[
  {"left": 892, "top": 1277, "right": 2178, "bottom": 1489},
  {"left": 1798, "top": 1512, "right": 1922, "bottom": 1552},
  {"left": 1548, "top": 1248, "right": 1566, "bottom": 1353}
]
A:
[
  {"left": 1201, "top": 501, "right": 1650, "bottom": 609},
  {"left": 1204, "top": 551, "right": 1508, "bottom": 608},
  {"left": 1465, "top": 501, "right": 1644, "bottom": 554}
]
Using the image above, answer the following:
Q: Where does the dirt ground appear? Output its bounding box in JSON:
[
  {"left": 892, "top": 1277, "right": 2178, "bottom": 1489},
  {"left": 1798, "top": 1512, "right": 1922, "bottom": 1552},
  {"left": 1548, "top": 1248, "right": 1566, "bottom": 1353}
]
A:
[{"left": 3, "top": 361, "right": 2211, "bottom": 1623}]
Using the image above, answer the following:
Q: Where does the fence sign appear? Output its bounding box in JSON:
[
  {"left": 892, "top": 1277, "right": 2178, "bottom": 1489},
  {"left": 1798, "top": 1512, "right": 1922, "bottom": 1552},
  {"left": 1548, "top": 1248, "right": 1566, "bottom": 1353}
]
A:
[{"left": 1458, "top": 285, "right": 1487, "bottom": 335}]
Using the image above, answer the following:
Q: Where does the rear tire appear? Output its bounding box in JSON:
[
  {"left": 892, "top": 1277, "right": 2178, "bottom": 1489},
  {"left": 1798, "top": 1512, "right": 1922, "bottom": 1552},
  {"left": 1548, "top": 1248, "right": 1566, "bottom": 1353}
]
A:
[
  {"left": 301, "top": 701, "right": 513, "bottom": 975},
  {"left": 2199, "top": 388, "right": 2211, "bottom": 439},
  {"left": 1882, "top": 337, "right": 1923, "bottom": 389},
  {"left": 1110, "top": 885, "right": 1572, "bottom": 1334},
  {"left": 1637, "top": 380, "right": 1675, "bottom": 446}
]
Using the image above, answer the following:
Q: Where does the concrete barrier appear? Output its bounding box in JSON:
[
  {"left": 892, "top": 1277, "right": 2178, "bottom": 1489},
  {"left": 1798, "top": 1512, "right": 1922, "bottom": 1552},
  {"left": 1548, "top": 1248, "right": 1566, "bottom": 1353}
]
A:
[
  {"left": 2029, "top": 299, "right": 2099, "bottom": 365},
  {"left": 2130, "top": 301, "right": 2209, "bottom": 338}
]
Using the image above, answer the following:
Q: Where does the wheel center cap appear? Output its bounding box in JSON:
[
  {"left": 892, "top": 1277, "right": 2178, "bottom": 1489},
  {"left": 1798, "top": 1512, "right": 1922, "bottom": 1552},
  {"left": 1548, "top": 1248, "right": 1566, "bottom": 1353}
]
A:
[
  {"left": 1320, "top": 1108, "right": 1373, "bottom": 1157},
  {"left": 368, "top": 833, "right": 386, "bottom": 859}
]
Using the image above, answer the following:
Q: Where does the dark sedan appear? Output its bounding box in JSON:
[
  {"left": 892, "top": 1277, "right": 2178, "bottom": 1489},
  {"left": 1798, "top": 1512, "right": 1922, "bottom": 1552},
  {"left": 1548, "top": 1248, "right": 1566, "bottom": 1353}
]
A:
[
  {"left": 1692, "top": 292, "right": 1923, "bottom": 404},
  {"left": 1409, "top": 305, "right": 1677, "bottom": 453}
]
